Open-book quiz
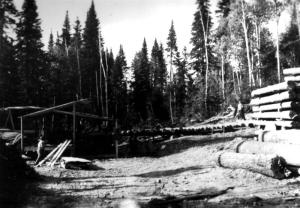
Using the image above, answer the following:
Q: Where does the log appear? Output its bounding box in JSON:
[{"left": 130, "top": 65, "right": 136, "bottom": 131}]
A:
[
  {"left": 217, "top": 152, "right": 286, "bottom": 179},
  {"left": 285, "top": 76, "right": 300, "bottom": 82},
  {"left": 283, "top": 67, "right": 300, "bottom": 76},
  {"left": 256, "top": 130, "right": 300, "bottom": 145},
  {"left": 234, "top": 140, "right": 300, "bottom": 166},
  {"left": 252, "top": 101, "right": 300, "bottom": 112},
  {"left": 248, "top": 110, "right": 300, "bottom": 120},
  {"left": 251, "top": 81, "right": 298, "bottom": 98},
  {"left": 250, "top": 90, "right": 300, "bottom": 106}
]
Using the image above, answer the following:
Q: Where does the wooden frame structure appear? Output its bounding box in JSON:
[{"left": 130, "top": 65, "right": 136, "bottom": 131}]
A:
[{"left": 20, "top": 99, "right": 109, "bottom": 155}]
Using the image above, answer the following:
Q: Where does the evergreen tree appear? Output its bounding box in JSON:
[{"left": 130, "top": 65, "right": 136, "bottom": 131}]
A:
[
  {"left": 61, "top": 11, "right": 71, "bottom": 54},
  {"left": 82, "top": 0, "right": 102, "bottom": 103},
  {"left": 132, "top": 39, "right": 151, "bottom": 121},
  {"left": 216, "top": 0, "right": 231, "bottom": 18},
  {"left": 16, "top": 0, "right": 46, "bottom": 105},
  {"left": 48, "top": 31, "right": 54, "bottom": 54},
  {"left": 150, "top": 40, "right": 168, "bottom": 121},
  {"left": 0, "top": 0, "right": 19, "bottom": 106},
  {"left": 112, "top": 45, "right": 128, "bottom": 126},
  {"left": 280, "top": 3, "right": 300, "bottom": 68},
  {"left": 166, "top": 20, "right": 178, "bottom": 124}
]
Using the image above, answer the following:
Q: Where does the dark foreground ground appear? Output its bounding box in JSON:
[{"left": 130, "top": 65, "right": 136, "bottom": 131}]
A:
[{"left": 3, "top": 139, "right": 300, "bottom": 208}]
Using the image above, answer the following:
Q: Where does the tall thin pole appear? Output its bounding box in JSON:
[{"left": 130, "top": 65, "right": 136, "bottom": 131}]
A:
[
  {"left": 20, "top": 117, "right": 24, "bottom": 153},
  {"left": 72, "top": 103, "right": 76, "bottom": 156}
]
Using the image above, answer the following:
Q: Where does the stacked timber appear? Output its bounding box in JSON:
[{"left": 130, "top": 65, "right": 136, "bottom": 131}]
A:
[
  {"left": 283, "top": 67, "right": 300, "bottom": 82},
  {"left": 250, "top": 80, "right": 300, "bottom": 126}
]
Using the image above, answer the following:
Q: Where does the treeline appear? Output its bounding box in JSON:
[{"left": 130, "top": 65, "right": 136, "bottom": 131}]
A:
[{"left": 1, "top": 0, "right": 300, "bottom": 129}]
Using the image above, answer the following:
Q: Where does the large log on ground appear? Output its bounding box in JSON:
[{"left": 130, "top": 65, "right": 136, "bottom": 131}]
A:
[
  {"left": 250, "top": 91, "right": 300, "bottom": 106},
  {"left": 251, "top": 81, "right": 298, "bottom": 98},
  {"left": 248, "top": 110, "right": 300, "bottom": 120},
  {"left": 283, "top": 68, "right": 300, "bottom": 76},
  {"left": 252, "top": 101, "right": 300, "bottom": 112},
  {"left": 217, "top": 152, "right": 286, "bottom": 179},
  {"left": 256, "top": 130, "right": 300, "bottom": 145},
  {"left": 247, "top": 119, "right": 300, "bottom": 128},
  {"left": 234, "top": 140, "right": 300, "bottom": 166}
]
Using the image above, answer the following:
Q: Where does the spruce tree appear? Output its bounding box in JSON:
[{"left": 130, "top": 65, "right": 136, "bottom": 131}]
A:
[
  {"left": 166, "top": 20, "right": 178, "bottom": 124},
  {"left": 150, "top": 40, "right": 168, "bottom": 121},
  {"left": 61, "top": 11, "right": 71, "bottom": 54},
  {"left": 132, "top": 39, "right": 151, "bottom": 121},
  {"left": 16, "top": 0, "right": 46, "bottom": 105},
  {"left": 82, "top": 1, "right": 102, "bottom": 107}
]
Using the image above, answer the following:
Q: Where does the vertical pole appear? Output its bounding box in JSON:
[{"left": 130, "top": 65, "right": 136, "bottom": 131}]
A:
[
  {"left": 115, "top": 140, "right": 118, "bottom": 159},
  {"left": 72, "top": 103, "right": 76, "bottom": 156},
  {"left": 20, "top": 117, "right": 24, "bottom": 153}
]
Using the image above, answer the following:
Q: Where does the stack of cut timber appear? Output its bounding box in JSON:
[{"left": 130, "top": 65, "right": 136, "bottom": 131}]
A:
[
  {"left": 37, "top": 140, "right": 71, "bottom": 167},
  {"left": 250, "top": 80, "right": 300, "bottom": 125},
  {"left": 284, "top": 67, "right": 300, "bottom": 82}
]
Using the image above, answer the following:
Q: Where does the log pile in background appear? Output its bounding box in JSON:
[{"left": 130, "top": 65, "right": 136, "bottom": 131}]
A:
[
  {"left": 284, "top": 67, "right": 300, "bottom": 82},
  {"left": 250, "top": 69, "right": 300, "bottom": 127}
]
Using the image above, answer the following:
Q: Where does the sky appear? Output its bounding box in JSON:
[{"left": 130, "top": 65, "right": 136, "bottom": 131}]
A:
[
  {"left": 13, "top": 0, "right": 205, "bottom": 63},
  {"left": 13, "top": 0, "right": 291, "bottom": 63}
]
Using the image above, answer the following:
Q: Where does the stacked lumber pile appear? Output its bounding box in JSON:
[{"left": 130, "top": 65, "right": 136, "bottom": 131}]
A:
[
  {"left": 283, "top": 67, "right": 300, "bottom": 82},
  {"left": 37, "top": 140, "right": 70, "bottom": 167},
  {"left": 250, "top": 69, "right": 300, "bottom": 127}
]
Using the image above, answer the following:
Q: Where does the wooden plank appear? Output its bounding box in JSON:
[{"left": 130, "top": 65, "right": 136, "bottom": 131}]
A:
[
  {"left": 217, "top": 152, "right": 286, "bottom": 179},
  {"left": 20, "top": 117, "right": 23, "bottom": 153},
  {"left": 48, "top": 140, "right": 68, "bottom": 166},
  {"left": 250, "top": 91, "right": 299, "bottom": 106},
  {"left": 50, "top": 140, "right": 71, "bottom": 167},
  {"left": 285, "top": 76, "right": 300, "bottom": 82},
  {"left": 248, "top": 111, "right": 299, "bottom": 120},
  {"left": 234, "top": 140, "right": 300, "bottom": 166},
  {"left": 283, "top": 67, "right": 300, "bottom": 76},
  {"left": 252, "top": 101, "right": 300, "bottom": 112},
  {"left": 251, "top": 81, "right": 297, "bottom": 98},
  {"left": 37, "top": 143, "right": 63, "bottom": 166}
]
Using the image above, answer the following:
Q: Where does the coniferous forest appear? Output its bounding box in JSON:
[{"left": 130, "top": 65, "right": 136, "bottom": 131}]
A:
[{"left": 1, "top": 0, "right": 300, "bottom": 130}]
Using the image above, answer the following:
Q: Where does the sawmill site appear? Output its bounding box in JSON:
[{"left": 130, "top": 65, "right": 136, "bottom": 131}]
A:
[{"left": 3, "top": 67, "right": 300, "bottom": 208}]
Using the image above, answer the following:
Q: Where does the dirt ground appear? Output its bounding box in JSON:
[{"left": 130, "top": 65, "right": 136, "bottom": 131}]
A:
[{"left": 15, "top": 140, "right": 300, "bottom": 208}]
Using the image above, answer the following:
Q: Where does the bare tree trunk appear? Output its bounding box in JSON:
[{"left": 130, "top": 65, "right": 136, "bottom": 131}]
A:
[
  {"left": 221, "top": 55, "right": 225, "bottom": 100},
  {"left": 104, "top": 50, "right": 109, "bottom": 118},
  {"left": 241, "top": 0, "right": 253, "bottom": 88},
  {"left": 75, "top": 45, "right": 82, "bottom": 98},
  {"left": 199, "top": 7, "right": 209, "bottom": 112},
  {"left": 232, "top": 69, "right": 237, "bottom": 95},
  {"left": 169, "top": 53, "right": 174, "bottom": 124},
  {"left": 276, "top": 16, "right": 281, "bottom": 83},
  {"left": 95, "top": 70, "right": 100, "bottom": 108},
  {"left": 98, "top": 37, "right": 104, "bottom": 115}
]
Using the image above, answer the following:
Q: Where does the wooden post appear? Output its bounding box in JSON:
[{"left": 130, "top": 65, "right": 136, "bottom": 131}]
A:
[
  {"left": 115, "top": 140, "right": 119, "bottom": 159},
  {"left": 72, "top": 103, "right": 76, "bottom": 156},
  {"left": 20, "top": 117, "right": 24, "bottom": 153}
]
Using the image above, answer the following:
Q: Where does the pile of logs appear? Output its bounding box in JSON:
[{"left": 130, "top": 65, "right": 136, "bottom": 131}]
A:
[
  {"left": 37, "top": 140, "right": 71, "bottom": 167},
  {"left": 250, "top": 68, "right": 300, "bottom": 128},
  {"left": 217, "top": 130, "right": 300, "bottom": 179}
]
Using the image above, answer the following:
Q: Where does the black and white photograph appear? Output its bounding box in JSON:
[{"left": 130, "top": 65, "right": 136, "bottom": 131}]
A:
[{"left": 1, "top": 0, "right": 300, "bottom": 207}]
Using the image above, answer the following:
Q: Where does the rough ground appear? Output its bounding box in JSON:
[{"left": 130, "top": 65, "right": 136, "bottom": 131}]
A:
[{"left": 16, "top": 140, "right": 300, "bottom": 208}]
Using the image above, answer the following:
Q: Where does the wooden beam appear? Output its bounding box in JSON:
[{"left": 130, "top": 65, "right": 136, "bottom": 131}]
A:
[
  {"left": 22, "top": 99, "right": 89, "bottom": 118},
  {"left": 251, "top": 81, "right": 298, "bottom": 98},
  {"left": 252, "top": 101, "right": 300, "bottom": 112},
  {"left": 250, "top": 91, "right": 300, "bottom": 106},
  {"left": 20, "top": 117, "right": 24, "bottom": 153},
  {"left": 248, "top": 110, "right": 299, "bottom": 120},
  {"left": 257, "top": 130, "right": 300, "bottom": 145},
  {"left": 283, "top": 67, "right": 300, "bottom": 76},
  {"left": 285, "top": 76, "right": 300, "bottom": 82}
]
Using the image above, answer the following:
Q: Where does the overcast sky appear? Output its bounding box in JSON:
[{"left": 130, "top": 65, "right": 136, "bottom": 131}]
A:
[{"left": 14, "top": 0, "right": 206, "bottom": 63}]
